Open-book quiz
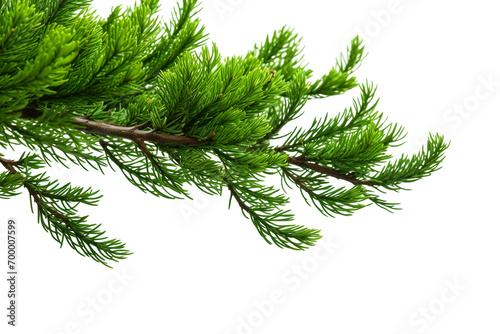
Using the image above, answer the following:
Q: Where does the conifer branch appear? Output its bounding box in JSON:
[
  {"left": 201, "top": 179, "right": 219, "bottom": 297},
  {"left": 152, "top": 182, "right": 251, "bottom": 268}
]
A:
[
  {"left": 226, "top": 177, "right": 322, "bottom": 250},
  {"left": 0, "top": 0, "right": 448, "bottom": 265},
  {"left": 0, "top": 155, "right": 131, "bottom": 266}
]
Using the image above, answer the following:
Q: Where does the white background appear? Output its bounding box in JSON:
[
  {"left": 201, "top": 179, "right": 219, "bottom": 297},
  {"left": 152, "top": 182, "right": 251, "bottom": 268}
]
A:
[{"left": 2, "top": 0, "right": 500, "bottom": 333}]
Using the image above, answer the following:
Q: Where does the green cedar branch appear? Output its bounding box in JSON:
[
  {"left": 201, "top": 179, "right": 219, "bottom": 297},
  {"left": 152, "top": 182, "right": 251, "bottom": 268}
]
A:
[
  {"left": 0, "top": 155, "right": 130, "bottom": 266},
  {"left": 225, "top": 177, "right": 322, "bottom": 250},
  {"left": 0, "top": 0, "right": 449, "bottom": 266},
  {"left": 281, "top": 167, "right": 368, "bottom": 217}
]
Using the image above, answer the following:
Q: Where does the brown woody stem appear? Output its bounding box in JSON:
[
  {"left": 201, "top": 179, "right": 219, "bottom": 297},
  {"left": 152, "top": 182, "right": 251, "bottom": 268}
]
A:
[
  {"left": 0, "top": 157, "right": 18, "bottom": 174},
  {"left": 225, "top": 179, "right": 251, "bottom": 212},
  {"left": 287, "top": 156, "right": 375, "bottom": 186},
  {"left": 19, "top": 106, "right": 207, "bottom": 146},
  {"left": 0, "top": 156, "right": 66, "bottom": 219},
  {"left": 72, "top": 117, "right": 207, "bottom": 146}
]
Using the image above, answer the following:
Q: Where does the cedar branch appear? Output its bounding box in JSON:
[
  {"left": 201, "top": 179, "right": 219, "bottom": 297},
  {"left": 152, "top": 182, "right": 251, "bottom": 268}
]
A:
[{"left": 0, "top": 156, "right": 67, "bottom": 220}]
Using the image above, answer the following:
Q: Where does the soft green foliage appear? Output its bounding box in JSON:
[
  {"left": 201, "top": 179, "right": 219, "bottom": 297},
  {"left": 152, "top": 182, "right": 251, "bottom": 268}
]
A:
[{"left": 0, "top": 0, "right": 449, "bottom": 266}]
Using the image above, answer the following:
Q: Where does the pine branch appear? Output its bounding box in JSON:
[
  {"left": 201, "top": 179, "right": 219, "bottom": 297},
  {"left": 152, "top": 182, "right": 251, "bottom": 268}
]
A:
[
  {"left": 281, "top": 167, "right": 368, "bottom": 217},
  {"left": 0, "top": 155, "right": 130, "bottom": 266},
  {"left": 0, "top": 0, "right": 449, "bottom": 266},
  {"left": 307, "top": 36, "right": 365, "bottom": 98},
  {"left": 225, "top": 177, "right": 322, "bottom": 250}
]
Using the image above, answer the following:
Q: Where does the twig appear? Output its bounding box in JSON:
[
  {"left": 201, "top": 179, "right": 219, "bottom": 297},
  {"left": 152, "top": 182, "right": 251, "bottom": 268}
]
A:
[
  {"left": 72, "top": 117, "right": 207, "bottom": 146},
  {"left": 0, "top": 157, "right": 66, "bottom": 220},
  {"left": 225, "top": 180, "right": 251, "bottom": 212},
  {"left": 19, "top": 107, "right": 208, "bottom": 146},
  {"left": 288, "top": 156, "right": 375, "bottom": 186}
]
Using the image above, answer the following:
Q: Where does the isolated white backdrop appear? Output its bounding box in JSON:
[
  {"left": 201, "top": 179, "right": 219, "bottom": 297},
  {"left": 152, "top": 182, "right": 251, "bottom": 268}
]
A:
[{"left": 2, "top": 0, "right": 500, "bottom": 333}]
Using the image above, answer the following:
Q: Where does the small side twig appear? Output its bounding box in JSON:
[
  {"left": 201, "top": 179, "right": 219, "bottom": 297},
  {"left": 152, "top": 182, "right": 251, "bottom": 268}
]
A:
[{"left": 287, "top": 156, "right": 375, "bottom": 186}]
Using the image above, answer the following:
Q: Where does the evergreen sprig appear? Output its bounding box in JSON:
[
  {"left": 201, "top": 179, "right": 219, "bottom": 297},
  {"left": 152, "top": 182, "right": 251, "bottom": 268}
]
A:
[{"left": 0, "top": 0, "right": 449, "bottom": 266}]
